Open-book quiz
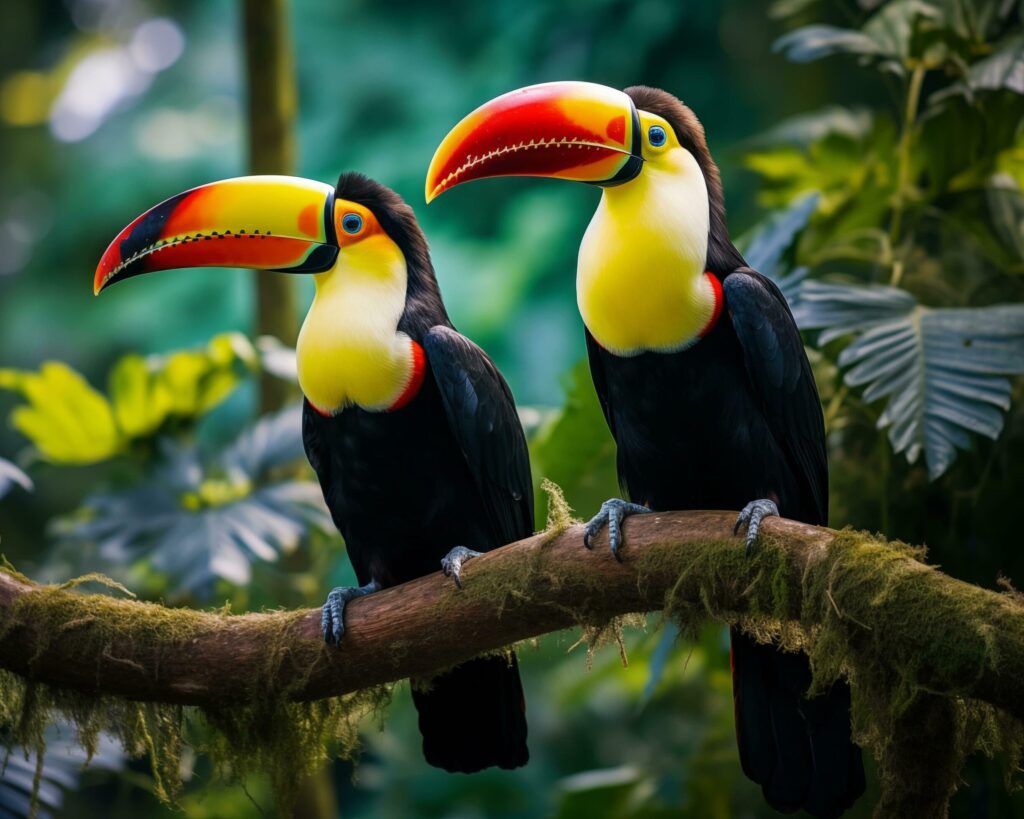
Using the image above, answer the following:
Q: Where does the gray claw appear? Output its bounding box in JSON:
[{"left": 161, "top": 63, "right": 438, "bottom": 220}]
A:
[
  {"left": 583, "top": 498, "right": 651, "bottom": 562},
  {"left": 734, "top": 499, "right": 780, "bottom": 555},
  {"left": 441, "top": 545, "right": 483, "bottom": 589},
  {"left": 321, "top": 579, "right": 380, "bottom": 646}
]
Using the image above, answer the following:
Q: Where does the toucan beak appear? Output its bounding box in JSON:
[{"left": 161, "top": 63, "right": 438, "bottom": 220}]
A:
[
  {"left": 94, "top": 175, "right": 340, "bottom": 295},
  {"left": 425, "top": 81, "right": 642, "bottom": 203}
]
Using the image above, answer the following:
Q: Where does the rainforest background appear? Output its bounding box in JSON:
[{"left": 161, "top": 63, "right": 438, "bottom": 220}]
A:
[{"left": 1, "top": 0, "right": 1023, "bottom": 816}]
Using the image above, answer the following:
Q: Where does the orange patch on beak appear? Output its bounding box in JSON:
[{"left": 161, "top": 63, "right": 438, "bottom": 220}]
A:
[{"left": 297, "top": 202, "right": 321, "bottom": 238}]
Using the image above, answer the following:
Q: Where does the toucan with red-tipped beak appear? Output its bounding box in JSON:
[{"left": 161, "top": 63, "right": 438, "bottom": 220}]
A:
[
  {"left": 427, "top": 82, "right": 865, "bottom": 816},
  {"left": 95, "top": 172, "right": 531, "bottom": 774}
]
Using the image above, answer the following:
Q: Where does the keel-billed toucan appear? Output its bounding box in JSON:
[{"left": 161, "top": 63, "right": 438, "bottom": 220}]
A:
[
  {"left": 427, "top": 82, "right": 865, "bottom": 816},
  {"left": 95, "top": 173, "right": 530, "bottom": 773}
]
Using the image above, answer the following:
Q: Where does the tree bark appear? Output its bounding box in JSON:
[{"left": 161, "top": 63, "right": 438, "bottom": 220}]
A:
[
  {"left": 242, "top": 0, "right": 299, "bottom": 413},
  {"left": 5, "top": 511, "right": 1024, "bottom": 818},
  {"left": 0, "top": 511, "right": 1022, "bottom": 723}
]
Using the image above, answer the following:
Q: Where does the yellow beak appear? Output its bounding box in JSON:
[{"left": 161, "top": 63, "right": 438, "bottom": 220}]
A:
[{"left": 95, "top": 175, "right": 339, "bottom": 295}]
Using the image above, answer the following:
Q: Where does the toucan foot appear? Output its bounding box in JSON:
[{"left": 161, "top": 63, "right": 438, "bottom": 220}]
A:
[
  {"left": 321, "top": 579, "right": 381, "bottom": 646},
  {"left": 440, "top": 545, "right": 482, "bottom": 589},
  {"left": 583, "top": 498, "right": 652, "bottom": 562},
  {"left": 734, "top": 499, "right": 779, "bottom": 555}
]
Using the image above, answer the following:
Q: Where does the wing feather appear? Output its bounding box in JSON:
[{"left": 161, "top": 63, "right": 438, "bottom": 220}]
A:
[
  {"left": 724, "top": 268, "right": 828, "bottom": 524},
  {"left": 423, "top": 326, "right": 534, "bottom": 546}
]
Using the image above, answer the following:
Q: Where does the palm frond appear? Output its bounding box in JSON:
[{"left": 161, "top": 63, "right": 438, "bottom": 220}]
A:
[
  {"left": 1, "top": 727, "right": 122, "bottom": 819},
  {"left": 51, "top": 405, "right": 333, "bottom": 598},
  {"left": 796, "top": 281, "right": 1024, "bottom": 478}
]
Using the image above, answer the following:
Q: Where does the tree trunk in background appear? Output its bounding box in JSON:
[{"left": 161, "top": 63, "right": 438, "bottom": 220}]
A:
[
  {"left": 243, "top": 0, "right": 299, "bottom": 413},
  {"left": 242, "top": 6, "right": 326, "bottom": 814}
]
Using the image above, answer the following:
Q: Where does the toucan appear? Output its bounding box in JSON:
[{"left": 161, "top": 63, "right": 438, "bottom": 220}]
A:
[
  {"left": 427, "top": 82, "right": 865, "bottom": 816},
  {"left": 94, "top": 172, "right": 531, "bottom": 774}
]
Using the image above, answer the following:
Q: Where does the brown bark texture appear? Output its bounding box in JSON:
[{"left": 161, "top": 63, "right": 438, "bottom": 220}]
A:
[{"left": 0, "top": 511, "right": 1022, "bottom": 725}]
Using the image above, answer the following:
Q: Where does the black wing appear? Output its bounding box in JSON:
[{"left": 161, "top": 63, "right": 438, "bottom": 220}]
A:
[
  {"left": 302, "top": 399, "right": 343, "bottom": 531},
  {"left": 723, "top": 267, "right": 828, "bottom": 525},
  {"left": 584, "top": 328, "right": 616, "bottom": 439},
  {"left": 423, "top": 326, "right": 534, "bottom": 546},
  {"left": 302, "top": 401, "right": 329, "bottom": 490}
]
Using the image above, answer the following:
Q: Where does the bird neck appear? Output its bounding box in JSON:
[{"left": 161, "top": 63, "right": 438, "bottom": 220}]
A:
[
  {"left": 296, "top": 246, "right": 425, "bottom": 415},
  {"left": 577, "top": 157, "right": 719, "bottom": 356}
]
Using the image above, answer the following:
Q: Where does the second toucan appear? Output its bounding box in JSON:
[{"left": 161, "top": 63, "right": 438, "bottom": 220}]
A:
[{"left": 428, "top": 81, "right": 865, "bottom": 817}]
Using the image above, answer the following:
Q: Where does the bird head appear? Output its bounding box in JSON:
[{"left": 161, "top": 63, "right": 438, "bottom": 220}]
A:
[
  {"left": 425, "top": 81, "right": 738, "bottom": 273},
  {"left": 94, "top": 174, "right": 445, "bottom": 415},
  {"left": 426, "top": 81, "right": 720, "bottom": 199}
]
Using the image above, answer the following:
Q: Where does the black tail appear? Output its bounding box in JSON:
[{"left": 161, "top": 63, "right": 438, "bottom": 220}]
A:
[
  {"left": 411, "top": 654, "right": 528, "bottom": 773},
  {"left": 730, "top": 628, "right": 865, "bottom": 818}
]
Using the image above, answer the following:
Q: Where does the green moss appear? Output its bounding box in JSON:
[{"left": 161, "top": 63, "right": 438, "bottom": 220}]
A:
[
  {"left": 633, "top": 526, "right": 1024, "bottom": 814},
  {"left": 0, "top": 565, "right": 390, "bottom": 818},
  {"left": 797, "top": 531, "right": 1023, "bottom": 814},
  {"left": 568, "top": 613, "right": 647, "bottom": 670},
  {"left": 432, "top": 481, "right": 639, "bottom": 675},
  {"left": 3, "top": 499, "right": 1023, "bottom": 817},
  {"left": 539, "top": 478, "right": 579, "bottom": 536}
]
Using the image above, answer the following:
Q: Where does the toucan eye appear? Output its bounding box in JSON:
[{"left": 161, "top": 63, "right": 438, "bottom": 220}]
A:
[
  {"left": 648, "top": 125, "right": 667, "bottom": 147},
  {"left": 341, "top": 213, "right": 363, "bottom": 234}
]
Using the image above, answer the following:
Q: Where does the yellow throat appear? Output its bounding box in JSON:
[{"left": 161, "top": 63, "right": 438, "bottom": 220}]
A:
[
  {"left": 577, "top": 150, "right": 717, "bottom": 356},
  {"left": 296, "top": 234, "right": 417, "bottom": 414}
]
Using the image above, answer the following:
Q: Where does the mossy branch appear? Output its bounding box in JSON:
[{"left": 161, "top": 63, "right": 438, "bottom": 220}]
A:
[
  {"left": 2, "top": 509, "right": 1023, "bottom": 817},
  {"left": 0, "top": 512, "right": 1022, "bottom": 714}
]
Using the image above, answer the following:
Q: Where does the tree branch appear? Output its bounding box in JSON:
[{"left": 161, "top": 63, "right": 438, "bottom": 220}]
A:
[{"left": 1, "top": 511, "right": 1022, "bottom": 722}]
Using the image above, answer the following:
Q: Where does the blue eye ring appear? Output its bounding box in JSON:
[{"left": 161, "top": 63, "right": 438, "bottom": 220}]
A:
[
  {"left": 648, "top": 125, "right": 667, "bottom": 147},
  {"left": 341, "top": 213, "right": 363, "bottom": 234}
]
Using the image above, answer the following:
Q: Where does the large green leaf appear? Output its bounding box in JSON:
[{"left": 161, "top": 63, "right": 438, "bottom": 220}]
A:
[
  {"left": 930, "top": 34, "right": 1024, "bottom": 105},
  {"left": 773, "top": 0, "right": 942, "bottom": 72},
  {"left": 0, "top": 362, "right": 122, "bottom": 465},
  {"left": 796, "top": 281, "right": 1024, "bottom": 478},
  {"left": 0, "top": 334, "right": 256, "bottom": 466},
  {"left": 744, "top": 117, "right": 894, "bottom": 214},
  {"left": 962, "top": 34, "right": 1024, "bottom": 94},
  {"left": 737, "top": 192, "right": 820, "bottom": 308},
  {"left": 738, "top": 193, "right": 819, "bottom": 306},
  {"left": 0, "top": 726, "right": 122, "bottom": 819},
  {"left": 51, "top": 405, "right": 334, "bottom": 597},
  {"left": 745, "top": 106, "right": 873, "bottom": 150},
  {"left": 773, "top": 25, "right": 882, "bottom": 63},
  {"left": 862, "top": 0, "right": 942, "bottom": 62}
]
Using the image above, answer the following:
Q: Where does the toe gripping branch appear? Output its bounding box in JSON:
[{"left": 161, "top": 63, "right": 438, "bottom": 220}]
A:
[
  {"left": 441, "top": 546, "right": 483, "bottom": 590},
  {"left": 734, "top": 499, "right": 780, "bottom": 555},
  {"left": 322, "top": 579, "right": 381, "bottom": 646},
  {"left": 583, "top": 498, "right": 652, "bottom": 563}
]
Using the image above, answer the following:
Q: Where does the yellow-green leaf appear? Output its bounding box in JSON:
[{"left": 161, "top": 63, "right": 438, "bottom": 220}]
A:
[
  {"left": 2, "top": 363, "right": 122, "bottom": 464},
  {"left": 108, "top": 355, "right": 168, "bottom": 438}
]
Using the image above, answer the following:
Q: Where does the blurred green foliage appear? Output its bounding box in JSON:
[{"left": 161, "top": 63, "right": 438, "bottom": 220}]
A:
[
  {"left": 0, "top": 333, "right": 255, "bottom": 464},
  {"left": 0, "top": 0, "right": 1022, "bottom": 818}
]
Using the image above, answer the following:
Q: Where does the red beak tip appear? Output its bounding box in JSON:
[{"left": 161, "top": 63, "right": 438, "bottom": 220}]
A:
[{"left": 93, "top": 269, "right": 108, "bottom": 296}]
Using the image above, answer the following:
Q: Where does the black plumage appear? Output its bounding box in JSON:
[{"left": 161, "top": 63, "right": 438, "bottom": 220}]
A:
[
  {"left": 579, "top": 88, "right": 865, "bottom": 817},
  {"left": 303, "top": 174, "right": 530, "bottom": 772}
]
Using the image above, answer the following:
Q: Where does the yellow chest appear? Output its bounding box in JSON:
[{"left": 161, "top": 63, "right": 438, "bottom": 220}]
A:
[
  {"left": 296, "top": 263, "right": 416, "bottom": 414},
  {"left": 577, "top": 160, "right": 717, "bottom": 356}
]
